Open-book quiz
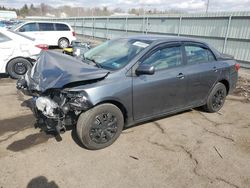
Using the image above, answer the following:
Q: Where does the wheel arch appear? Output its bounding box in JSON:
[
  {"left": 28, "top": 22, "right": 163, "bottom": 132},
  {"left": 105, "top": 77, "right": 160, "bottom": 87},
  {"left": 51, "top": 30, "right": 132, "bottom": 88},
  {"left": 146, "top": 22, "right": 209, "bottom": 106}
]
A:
[
  {"left": 95, "top": 100, "right": 128, "bottom": 123},
  {"left": 218, "top": 79, "right": 230, "bottom": 95},
  {"left": 58, "top": 37, "right": 69, "bottom": 44}
]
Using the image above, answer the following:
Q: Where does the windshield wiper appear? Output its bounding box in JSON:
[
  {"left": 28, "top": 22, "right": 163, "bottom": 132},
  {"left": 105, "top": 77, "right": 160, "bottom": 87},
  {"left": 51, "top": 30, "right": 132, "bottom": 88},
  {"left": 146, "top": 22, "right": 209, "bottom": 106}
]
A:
[{"left": 85, "top": 57, "right": 102, "bottom": 68}]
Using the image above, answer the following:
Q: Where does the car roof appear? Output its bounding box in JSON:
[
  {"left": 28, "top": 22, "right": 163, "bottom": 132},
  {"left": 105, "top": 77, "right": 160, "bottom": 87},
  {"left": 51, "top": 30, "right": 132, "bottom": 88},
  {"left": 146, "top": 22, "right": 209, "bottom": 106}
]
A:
[
  {"left": 125, "top": 35, "right": 207, "bottom": 44},
  {"left": 23, "top": 21, "right": 70, "bottom": 25}
]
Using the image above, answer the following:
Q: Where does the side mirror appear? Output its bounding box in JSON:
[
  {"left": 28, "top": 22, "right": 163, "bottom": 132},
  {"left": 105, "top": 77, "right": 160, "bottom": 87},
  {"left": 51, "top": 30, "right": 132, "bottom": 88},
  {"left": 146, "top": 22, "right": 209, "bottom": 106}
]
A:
[
  {"left": 19, "top": 28, "right": 25, "bottom": 32},
  {"left": 136, "top": 64, "right": 155, "bottom": 75}
]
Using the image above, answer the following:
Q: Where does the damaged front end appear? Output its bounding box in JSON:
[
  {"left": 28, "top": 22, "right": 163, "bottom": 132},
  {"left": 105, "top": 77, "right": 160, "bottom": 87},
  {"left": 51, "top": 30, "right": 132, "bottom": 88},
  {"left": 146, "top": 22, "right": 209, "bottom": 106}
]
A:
[
  {"left": 31, "top": 89, "right": 93, "bottom": 134},
  {"left": 16, "top": 50, "right": 109, "bottom": 134}
]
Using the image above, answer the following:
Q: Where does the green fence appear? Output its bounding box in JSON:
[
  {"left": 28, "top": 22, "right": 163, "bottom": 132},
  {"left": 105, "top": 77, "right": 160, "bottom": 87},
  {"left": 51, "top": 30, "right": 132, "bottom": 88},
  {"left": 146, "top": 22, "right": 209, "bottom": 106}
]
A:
[{"left": 26, "top": 11, "right": 250, "bottom": 68}]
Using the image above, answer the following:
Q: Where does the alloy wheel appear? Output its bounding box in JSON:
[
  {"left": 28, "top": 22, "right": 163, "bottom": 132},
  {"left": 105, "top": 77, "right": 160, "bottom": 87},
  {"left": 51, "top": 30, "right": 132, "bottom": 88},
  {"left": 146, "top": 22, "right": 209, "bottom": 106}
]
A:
[
  {"left": 212, "top": 89, "right": 225, "bottom": 111},
  {"left": 89, "top": 113, "right": 118, "bottom": 144}
]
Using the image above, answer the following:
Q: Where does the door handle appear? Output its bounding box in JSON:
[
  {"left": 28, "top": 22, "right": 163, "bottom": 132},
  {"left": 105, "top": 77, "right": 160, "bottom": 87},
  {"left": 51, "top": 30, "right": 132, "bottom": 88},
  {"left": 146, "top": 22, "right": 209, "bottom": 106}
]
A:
[
  {"left": 176, "top": 73, "right": 185, "bottom": 79},
  {"left": 213, "top": 66, "right": 218, "bottom": 72}
]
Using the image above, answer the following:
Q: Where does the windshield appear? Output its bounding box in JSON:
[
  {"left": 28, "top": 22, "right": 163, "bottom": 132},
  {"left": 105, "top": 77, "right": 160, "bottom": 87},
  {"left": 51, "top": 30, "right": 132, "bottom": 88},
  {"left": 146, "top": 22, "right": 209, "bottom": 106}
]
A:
[{"left": 84, "top": 38, "right": 152, "bottom": 70}]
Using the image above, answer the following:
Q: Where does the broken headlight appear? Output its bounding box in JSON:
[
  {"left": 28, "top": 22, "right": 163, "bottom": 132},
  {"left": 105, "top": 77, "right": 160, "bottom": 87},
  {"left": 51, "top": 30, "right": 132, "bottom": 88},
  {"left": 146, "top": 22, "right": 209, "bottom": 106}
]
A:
[{"left": 66, "top": 92, "right": 91, "bottom": 111}]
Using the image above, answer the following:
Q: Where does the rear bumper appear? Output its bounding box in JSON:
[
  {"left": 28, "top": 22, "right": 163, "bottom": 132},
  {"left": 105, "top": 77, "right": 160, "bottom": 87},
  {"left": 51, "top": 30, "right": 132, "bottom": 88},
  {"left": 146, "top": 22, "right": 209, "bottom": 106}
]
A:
[{"left": 228, "top": 71, "right": 238, "bottom": 94}]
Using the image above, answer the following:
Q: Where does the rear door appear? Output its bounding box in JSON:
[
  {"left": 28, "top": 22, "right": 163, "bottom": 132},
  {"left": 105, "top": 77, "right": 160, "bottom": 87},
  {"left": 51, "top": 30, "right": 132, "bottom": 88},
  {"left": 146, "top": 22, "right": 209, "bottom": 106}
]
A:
[
  {"left": 37, "top": 23, "right": 57, "bottom": 45},
  {"left": 183, "top": 43, "right": 220, "bottom": 106},
  {"left": 55, "top": 23, "right": 71, "bottom": 38},
  {"left": 132, "top": 43, "right": 188, "bottom": 121}
]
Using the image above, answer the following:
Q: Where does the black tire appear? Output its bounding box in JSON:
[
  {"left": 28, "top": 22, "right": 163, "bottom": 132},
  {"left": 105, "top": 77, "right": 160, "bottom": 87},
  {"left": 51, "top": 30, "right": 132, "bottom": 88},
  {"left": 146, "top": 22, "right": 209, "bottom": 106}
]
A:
[
  {"left": 58, "top": 38, "right": 69, "bottom": 49},
  {"left": 7, "top": 58, "right": 32, "bottom": 79},
  {"left": 77, "top": 103, "right": 124, "bottom": 150},
  {"left": 203, "top": 83, "right": 227, "bottom": 113}
]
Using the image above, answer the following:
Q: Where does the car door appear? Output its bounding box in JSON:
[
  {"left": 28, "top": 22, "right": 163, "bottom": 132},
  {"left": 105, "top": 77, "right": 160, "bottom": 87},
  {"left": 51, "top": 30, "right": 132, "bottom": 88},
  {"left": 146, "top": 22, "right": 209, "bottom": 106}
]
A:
[
  {"left": 38, "top": 23, "right": 57, "bottom": 45},
  {"left": 132, "top": 43, "right": 188, "bottom": 121},
  {"left": 0, "top": 33, "right": 14, "bottom": 73},
  {"left": 55, "top": 23, "right": 72, "bottom": 45},
  {"left": 18, "top": 22, "right": 39, "bottom": 39},
  {"left": 183, "top": 43, "right": 220, "bottom": 106}
]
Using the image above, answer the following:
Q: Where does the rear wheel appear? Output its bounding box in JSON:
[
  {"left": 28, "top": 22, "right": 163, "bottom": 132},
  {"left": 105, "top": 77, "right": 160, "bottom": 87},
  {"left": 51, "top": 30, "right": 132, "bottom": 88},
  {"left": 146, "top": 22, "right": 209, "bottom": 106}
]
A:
[
  {"left": 7, "top": 58, "right": 32, "bottom": 79},
  {"left": 58, "top": 38, "right": 69, "bottom": 48},
  {"left": 203, "top": 83, "right": 227, "bottom": 113},
  {"left": 77, "top": 103, "right": 124, "bottom": 150}
]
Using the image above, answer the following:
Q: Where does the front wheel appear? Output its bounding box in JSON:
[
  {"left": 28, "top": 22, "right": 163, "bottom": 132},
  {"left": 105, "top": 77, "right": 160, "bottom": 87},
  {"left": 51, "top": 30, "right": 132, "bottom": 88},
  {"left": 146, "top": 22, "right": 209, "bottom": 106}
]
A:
[
  {"left": 76, "top": 104, "right": 124, "bottom": 150},
  {"left": 203, "top": 83, "right": 227, "bottom": 113}
]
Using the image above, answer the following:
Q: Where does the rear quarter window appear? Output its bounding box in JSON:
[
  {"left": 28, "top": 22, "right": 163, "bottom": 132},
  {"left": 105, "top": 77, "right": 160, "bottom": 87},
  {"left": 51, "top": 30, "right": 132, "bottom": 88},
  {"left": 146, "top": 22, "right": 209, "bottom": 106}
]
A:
[
  {"left": 0, "top": 33, "right": 11, "bottom": 42},
  {"left": 55, "top": 23, "right": 70, "bottom": 31},
  {"left": 38, "top": 23, "right": 55, "bottom": 31}
]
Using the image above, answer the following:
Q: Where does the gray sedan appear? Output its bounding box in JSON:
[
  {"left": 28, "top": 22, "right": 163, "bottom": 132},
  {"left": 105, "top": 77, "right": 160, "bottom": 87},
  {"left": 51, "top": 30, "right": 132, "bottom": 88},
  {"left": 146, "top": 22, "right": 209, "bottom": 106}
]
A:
[{"left": 17, "top": 35, "right": 239, "bottom": 150}]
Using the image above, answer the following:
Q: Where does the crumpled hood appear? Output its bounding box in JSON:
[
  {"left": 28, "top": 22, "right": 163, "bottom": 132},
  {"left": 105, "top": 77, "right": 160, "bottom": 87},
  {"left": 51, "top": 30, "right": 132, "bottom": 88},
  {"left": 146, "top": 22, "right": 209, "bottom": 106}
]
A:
[{"left": 28, "top": 50, "right": 109, "bottom": 92}]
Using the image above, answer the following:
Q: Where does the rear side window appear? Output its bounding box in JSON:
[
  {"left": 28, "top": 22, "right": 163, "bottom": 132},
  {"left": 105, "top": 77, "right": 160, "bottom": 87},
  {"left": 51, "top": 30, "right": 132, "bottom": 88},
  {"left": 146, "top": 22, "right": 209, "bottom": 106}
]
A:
[
  {"left": 185, "top": 45, "right": 216, "bottom": 65},
  {"left": 38, "top": 23, "right": 55, "bottom": 31},
  {"left": 19, "top": 23, "right": 38, "bottom": 32},
  {"left": 0, "top": 33, "right": 11, "bottom": 42},
  {"left": 55, "top": 23, "right": 70, "bottom": 31},
  {"left": 142, "top": 46, "right": 182, "bottom": 70}
]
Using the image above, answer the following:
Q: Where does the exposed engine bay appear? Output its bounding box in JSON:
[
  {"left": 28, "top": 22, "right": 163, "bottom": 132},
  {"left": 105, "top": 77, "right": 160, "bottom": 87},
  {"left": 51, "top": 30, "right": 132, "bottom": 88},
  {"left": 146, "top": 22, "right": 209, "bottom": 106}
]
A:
[{"left": 31, "top": 90, "right": 93, "bottom": 134}]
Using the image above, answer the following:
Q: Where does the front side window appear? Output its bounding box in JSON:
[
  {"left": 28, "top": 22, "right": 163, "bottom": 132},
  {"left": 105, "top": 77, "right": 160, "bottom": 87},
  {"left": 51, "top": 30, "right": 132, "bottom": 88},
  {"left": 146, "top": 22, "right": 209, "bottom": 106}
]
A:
[
  {"left": 0, "top": 33, "right": 11, "bottom": 43},
  {"left": 185, "top": 45, "right": 215, "bottom": 65},
  {"left": 142, "top": 46, "right": 182, "bottom": 70},
  {"left": 55, "top": 24, "right": 70, "bottom": 31},
  {"left": 19, "top": 23, "right": 38, "bottom": 32},
  {"left": 84, "top": 39, "right": 152, "bottom": 70},
  {"left": 38, "top": 23, "right": 55, "bottom": 31}
]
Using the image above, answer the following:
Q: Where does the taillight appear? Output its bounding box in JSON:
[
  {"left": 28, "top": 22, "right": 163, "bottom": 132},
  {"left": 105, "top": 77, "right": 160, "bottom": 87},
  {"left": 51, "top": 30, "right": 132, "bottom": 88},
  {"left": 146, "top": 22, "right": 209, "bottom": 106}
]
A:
[
  {"left": 72, "top": 31, "right": 76, "bottom": 36},
  {"left": 235, "top": 63, "right": 240, "bottom": 71},
  {"left": 35, "top": 44, "right": 48, "bottom": 50}
]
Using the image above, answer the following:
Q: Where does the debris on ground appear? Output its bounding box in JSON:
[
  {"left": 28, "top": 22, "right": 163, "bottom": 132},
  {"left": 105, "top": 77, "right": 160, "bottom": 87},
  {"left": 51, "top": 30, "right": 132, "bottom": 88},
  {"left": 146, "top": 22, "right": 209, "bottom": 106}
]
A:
[
  {"left": 129, "top": 155, "right": 139, "bottom": 160},
  {"left": 232, "top": 76, "right": 250, "bottom": 103}
]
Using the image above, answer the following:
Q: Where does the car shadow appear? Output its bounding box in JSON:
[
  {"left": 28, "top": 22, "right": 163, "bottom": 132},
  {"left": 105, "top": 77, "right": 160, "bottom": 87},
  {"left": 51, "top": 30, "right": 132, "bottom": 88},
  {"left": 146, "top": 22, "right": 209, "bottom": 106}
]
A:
[
  {"left": 0, "top": 73, "right": 9, "bottom": 78},
  {"left": 0, "top": 112, "right": 57, "bottom": 152},
  {"left": 123, "top": 109, "right": 192, "bottom": 130},
  {"left": 70, "top": 109, "right": 193, "bottom": 150},
  {"left": 27, "top": 176, "right": 59, "bottom": 188}
]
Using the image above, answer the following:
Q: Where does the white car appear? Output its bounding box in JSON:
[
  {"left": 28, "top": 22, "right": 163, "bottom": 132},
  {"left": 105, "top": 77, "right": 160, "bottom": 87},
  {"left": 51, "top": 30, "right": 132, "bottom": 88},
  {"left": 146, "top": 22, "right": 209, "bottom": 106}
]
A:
[
  {"left": 0, "top": 29, "right": 48, "bottom": 79},
  {"left": 12, "top": 21, "right": 76, "bottom": 48}
]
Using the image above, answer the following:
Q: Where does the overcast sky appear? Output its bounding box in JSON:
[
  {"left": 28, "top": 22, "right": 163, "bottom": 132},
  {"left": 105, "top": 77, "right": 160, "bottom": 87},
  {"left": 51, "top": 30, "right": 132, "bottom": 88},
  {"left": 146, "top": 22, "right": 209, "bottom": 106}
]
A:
[{"left": 1, "top": 0, "right": 250, "bottom": 12}]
